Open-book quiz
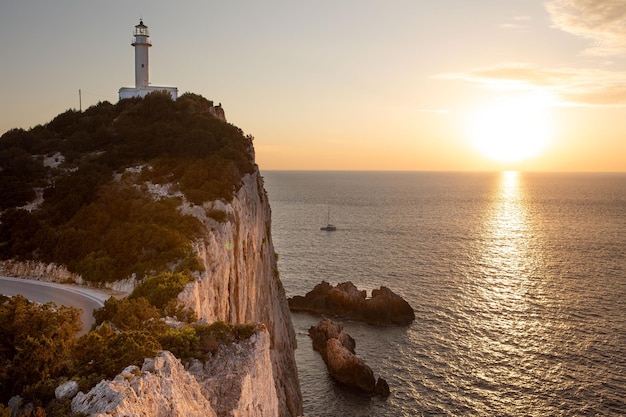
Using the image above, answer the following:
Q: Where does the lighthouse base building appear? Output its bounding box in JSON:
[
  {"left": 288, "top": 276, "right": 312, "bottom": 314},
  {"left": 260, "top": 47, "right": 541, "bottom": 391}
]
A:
[
  {"left": 119, "top": 20, "right": 178, "bottom": 101},
  {"left": 119, "top": 86, "right": 178, "bottom": 100}
]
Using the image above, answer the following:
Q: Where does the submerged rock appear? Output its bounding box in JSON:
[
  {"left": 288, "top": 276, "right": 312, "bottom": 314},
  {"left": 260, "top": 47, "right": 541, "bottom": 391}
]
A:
[
  {"left": 289, "top": 281, "right": 415, "bottom": 325},
  {"left": 308, "top": 319, "right": 390, "bottom": 397}
]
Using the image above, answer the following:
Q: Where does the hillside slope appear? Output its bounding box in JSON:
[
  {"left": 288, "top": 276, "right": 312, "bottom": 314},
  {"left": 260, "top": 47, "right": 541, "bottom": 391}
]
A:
[{"left": 0, "top": 92, "right": 302, "bottom": 416}]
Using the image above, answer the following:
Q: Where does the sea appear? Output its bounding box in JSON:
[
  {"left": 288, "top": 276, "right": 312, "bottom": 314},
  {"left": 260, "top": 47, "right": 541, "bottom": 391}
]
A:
[{"left": 261, "top": 170, "right": 626, "bottom": 417}]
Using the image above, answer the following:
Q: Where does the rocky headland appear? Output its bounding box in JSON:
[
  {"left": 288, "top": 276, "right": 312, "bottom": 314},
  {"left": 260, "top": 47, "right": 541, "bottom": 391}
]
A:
[
  {"left": 176, "top": 171, "right": 302, "bottom": 416},
  {"left": 2, "top": 171, "right": 302, "bottom": 417},
  {"left": 289, "top": 281, "right": 415, "bottom": 325},
  {"left": 0, "top": 94, "right": 303, "bottom": 416}
]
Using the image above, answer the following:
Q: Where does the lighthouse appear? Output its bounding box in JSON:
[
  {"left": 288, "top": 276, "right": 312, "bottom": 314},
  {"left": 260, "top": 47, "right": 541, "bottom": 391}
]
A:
[
  {"left": 119, "top": 20, "right": 178, "bottom": 100},
  {"left": 132, "top": 20, "right": 150, "bottom": 89}
]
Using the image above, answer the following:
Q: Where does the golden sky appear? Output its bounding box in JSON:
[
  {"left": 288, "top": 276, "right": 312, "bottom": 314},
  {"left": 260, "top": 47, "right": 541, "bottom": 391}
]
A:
[{"left": 1, "top": 1, "right": 625, "bottom": 171}]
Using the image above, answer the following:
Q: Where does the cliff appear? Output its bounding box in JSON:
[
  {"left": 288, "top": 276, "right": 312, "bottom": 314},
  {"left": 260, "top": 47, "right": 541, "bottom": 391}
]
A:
[
  {"left": 72, "top": 351, "right": 216, "bottom": 417},
  {"left": 1, "top": 170, "right": 302, "bottom": 417},
  {"left": 2, "top": 170, "right": 302, "bottom": 416},
  {"left": 72, "top": 327, "right": 279, "bottom": 417},
  {"left": 177, "top": 172, "right": 301, "bottom": 416},
  {"left": 0, "top": 93, "right": 303, "bottom": 416}
]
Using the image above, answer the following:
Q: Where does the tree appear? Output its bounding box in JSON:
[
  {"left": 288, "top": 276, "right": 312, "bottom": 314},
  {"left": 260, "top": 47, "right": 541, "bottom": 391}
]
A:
[
  {"left": 129, "top": 272, "right": 193, "bottom": 310},
  {"left": 0, "top": 295, "right": 81, "bottom": 402},
  {"left": 92, "top": 297, "right": 162, "bottom": 331},
  {"left": 72, "top": 323, "right": 160, "bottom": 378}
]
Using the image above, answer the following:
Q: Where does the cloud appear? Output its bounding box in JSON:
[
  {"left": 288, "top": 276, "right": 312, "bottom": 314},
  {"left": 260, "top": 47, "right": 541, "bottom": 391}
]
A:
[
  {"left": 499, "top": 23, "right": 527, "bottom": 30},
  {"left": 437, "top": 3, "right": 626, "bottom": 107},
  {"left": 438, "top": 63, "right": 626, "bottom": 106},
  {"left": 561, "top": 84, "right": 626, "bottom": 105},
  {"left": 416, "top": 109, "right": 449, "bottom": 115},
  {"left": 546, "top": 0, "right": 626, "bottom": 56},
  {"left": 461, "top": 64, "right": 568, "bottom": 85},
  {"left": 499, "top": 15, "right": 533, "bottom": 30}
]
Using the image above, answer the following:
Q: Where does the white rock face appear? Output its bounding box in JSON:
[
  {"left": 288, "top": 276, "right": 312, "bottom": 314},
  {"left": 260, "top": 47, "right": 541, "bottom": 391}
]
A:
[
  {"left": 0, "top": 260, "right": 82, "bottom": 284},
  {"left": 178, "top": 171, "right": 302, "bottom": 417},
  {"left": 72, "top": 351, "right": 216, "bottom": 417},
  {"left": 187, "top": 326, "right": 279, "bottom": 416},
  {"left": 0, "top": 260, "right": 135, "bottom": 294},
  {"left": 72, "top": 329, "right": 278, "bottom": 417},
  {"left": 55, "top": 380, "right": 79, "bottom": 400}
]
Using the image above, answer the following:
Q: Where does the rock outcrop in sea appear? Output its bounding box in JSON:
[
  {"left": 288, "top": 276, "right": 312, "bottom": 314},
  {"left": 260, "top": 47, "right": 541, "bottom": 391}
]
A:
[
  {"left": 289, "top": 281, "right": 415, "bottom": 325},
  {"left": 308, "top": 319, "right": 390, "bottom": 397}
]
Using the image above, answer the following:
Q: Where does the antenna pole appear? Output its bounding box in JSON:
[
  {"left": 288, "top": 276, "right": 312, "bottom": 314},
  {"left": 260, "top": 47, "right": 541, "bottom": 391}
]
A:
[{"left": 79, "top": 89, "right": 82, "bottom": 112}]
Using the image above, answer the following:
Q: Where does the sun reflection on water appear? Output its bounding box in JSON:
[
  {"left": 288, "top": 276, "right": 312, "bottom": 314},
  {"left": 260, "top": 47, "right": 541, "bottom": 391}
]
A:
[
  {"left": 468, "top": 171, "right": 556, "bottom": 413},
  {"left": 481, "top": 170, "right": 533, "bottom": 279},
  {"left": 477, "top": 171, "right": 534, "bottom": 331}
]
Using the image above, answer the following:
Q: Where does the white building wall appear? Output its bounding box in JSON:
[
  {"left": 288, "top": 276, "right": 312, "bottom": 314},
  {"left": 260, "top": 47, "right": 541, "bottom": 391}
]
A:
[
  {"left": 119, "top": 86, "right": 178, "bottom": 100},
  {"left": 134, "top": 44, "right": 150, "bottom": 88}
]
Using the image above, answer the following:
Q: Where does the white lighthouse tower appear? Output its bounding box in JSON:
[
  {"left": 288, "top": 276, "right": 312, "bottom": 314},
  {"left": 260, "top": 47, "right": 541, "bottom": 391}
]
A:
[
  {"left": 119, "top": 20, "right": 178, "bottom": 100},
  {"left": 133, "top": 20, "right": 150, "bottom": 89}
]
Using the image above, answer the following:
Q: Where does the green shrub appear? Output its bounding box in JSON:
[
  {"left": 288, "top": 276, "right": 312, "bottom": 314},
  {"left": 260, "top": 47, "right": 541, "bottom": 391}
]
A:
[
  {"left": 0, "top": 91, "right": 262, "bottom": 409},
  {"left": 0, "top": 295, "right": 81, "bottom": 403},
  {"left": 0, "top": 209, "right": 42, "bottom": 260},
  {"left": 0, "top": 147, "right": 46, "bottom": 209},
  {"left": 72, "top": 323, "right": 160, "bottom": 379},
  {"left": 40, "top": 183, "right": 204, "bottom": 283},
  {"left": 175, "top": 253, "right": 205, "bottom": 275},
  {"left": 208, "top": 209, "right": 228, "bottom": 222},
  {"left": 44, "top": 398, "right": 81, "bottom": 417},
  {"left": 158, "top": 326, "right": 198, "bottom": 359},
  {"left": 130, "top": 272, "right": 194, "bottom": 310},
  {"left": 159, "top": 321, "right": 258, "bottom": 361},
  {"left": 92, "top": 297, "right": 163, "bottom": 332}
]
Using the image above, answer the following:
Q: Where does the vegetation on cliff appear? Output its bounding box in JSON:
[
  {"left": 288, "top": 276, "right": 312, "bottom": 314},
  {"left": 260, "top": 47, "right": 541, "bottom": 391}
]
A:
[
  {"left": 0, "top": 91, "right": 255, "bottom": 283},
  {"left": 0, "top": 283, "right": 256, "bottom": 416},
  {"left": 0, "top": 92, "right": 260, "bottom": 415}
]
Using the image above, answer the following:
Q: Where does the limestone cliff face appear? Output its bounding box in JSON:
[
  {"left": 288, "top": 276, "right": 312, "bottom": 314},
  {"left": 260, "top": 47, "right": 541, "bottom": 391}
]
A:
[
  {"left": 187, "top": 325, "right": 279, "bottom": 416},
  {"left": 72, "top": 328, "right": 278, "bottom": 417},
  {"left": 72, "top": 351, "right": 216, "bottom": 417},
  {"left": 177, "top": 171, "right": 302, "bottom": 417},
  {"left": 0, "top": 168, "right": 302, "bottom": 416}
]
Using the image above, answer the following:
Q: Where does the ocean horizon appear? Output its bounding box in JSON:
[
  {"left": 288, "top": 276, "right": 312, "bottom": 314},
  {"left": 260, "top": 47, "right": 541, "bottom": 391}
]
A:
[{"left": 263, "top": 170, "right": 626, "bottom": 416}]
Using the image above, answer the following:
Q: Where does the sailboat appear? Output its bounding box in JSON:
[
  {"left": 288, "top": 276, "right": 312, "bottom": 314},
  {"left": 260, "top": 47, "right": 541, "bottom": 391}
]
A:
[{"left": 320, "top": 206, "right": 337, "bottom": 231}]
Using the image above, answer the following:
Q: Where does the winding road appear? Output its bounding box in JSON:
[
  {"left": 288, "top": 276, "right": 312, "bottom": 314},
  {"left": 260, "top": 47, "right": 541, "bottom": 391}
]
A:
[{"left": 0, "top": 276, "right": 112, "bottom": 335}]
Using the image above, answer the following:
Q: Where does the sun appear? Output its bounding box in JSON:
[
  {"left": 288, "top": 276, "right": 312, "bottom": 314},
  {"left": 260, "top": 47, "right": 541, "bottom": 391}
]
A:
[{"left": 466, "top": 96, "right": 554, "bottom": 163}]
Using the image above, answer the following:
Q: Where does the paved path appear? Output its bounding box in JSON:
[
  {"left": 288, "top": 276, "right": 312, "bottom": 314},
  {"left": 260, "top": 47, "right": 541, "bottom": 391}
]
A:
[{"left": 0, "top": 276, "right": 113, "bottom": 335}]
